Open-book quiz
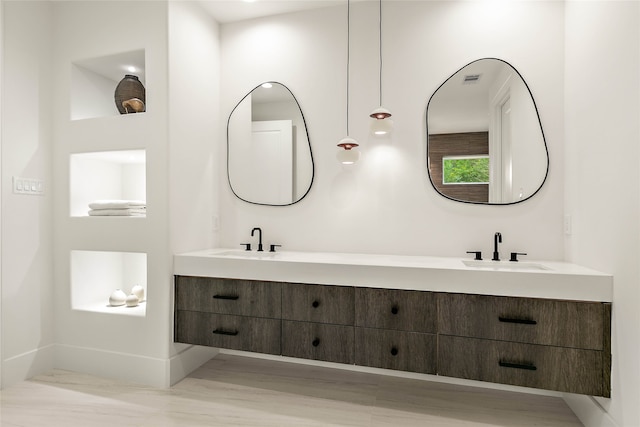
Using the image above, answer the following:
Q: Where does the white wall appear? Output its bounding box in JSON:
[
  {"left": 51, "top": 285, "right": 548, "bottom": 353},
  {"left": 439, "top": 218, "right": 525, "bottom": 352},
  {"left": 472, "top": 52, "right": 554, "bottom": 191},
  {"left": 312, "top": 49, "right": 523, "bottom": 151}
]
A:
[
  {"left": 564, "top": 2, "right": 640, "bottom": 427},
  {"left": 168, "top": 0, "right": 220, "bottom": 255},
  {"left": 219, "top": 1, "right": 564, "bottom": 261},
  {"left": 167, "top": 0, "right": 220, "bottom": 367},
  {"left": 1, "top": 0, "right": 55, "bottom": 387}
]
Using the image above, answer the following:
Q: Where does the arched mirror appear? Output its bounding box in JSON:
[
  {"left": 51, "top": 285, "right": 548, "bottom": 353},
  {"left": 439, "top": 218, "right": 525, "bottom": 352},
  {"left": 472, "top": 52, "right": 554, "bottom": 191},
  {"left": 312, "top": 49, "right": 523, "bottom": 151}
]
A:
[
  {"left": 427, "top": 58, "right": 548, "bottom": 204},
  {"left": 227, "top": 82, "right": 314, "bottom": 206}
]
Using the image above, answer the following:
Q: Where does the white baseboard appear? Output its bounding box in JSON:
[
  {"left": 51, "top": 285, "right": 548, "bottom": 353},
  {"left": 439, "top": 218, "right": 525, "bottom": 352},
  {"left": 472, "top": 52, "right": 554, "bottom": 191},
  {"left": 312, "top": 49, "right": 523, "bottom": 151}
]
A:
[
  {"left": 54, "top": 344, "right": 171, "bottom": 388},
  {"left": 1, "top": 344, "right": 55, "bottom": 389},
  {"left": 53, "top": 343, "right": 217, "bottom": 388},
  {"left": 563, "top": 394, "right": 618, "bottom": 427}
]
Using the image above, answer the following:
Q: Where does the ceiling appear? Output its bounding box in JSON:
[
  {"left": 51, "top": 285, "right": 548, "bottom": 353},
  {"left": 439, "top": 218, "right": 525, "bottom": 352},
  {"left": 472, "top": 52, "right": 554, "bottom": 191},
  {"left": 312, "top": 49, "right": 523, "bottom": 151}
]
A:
[{"left": 198, "top": 0, "right": 344, "bottom": 23}]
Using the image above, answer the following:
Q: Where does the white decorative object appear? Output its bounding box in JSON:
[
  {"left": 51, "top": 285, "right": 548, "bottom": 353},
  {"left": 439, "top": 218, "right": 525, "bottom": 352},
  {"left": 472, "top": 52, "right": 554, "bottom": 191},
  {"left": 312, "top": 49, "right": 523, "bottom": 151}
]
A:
[
  {"left": 126, "top": 294, "right": 139, "bottom": 307},
  {"left": 109, "top": 289, "right": 127, "bottom": 306},
  {"left": 131, "top": 284, "right": 145, "bottom": 302}
]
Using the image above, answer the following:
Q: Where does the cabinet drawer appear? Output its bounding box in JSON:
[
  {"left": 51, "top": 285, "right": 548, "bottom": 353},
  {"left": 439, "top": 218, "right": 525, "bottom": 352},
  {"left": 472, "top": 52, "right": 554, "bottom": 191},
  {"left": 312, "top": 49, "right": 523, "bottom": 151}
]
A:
[
  {"left": 282, "top": 321, "right": 354, "bottom": 364},
  {"left": 438, "top": 293, "right": 606, "bottom": 350},
  {"left": 175, "top": 276, "right": 281, "bottom": 318},
  {"left": 355, "top": 288, "right": 437, "bottom": 333},
  {"left": 355, "top": 328, "right": 436, "bottom": 374},
  {"left": 175, "top": 311, "right": 281, "bottom": 355},
  {"left": 438, "top": 335, "right": 606, "bottom": 396},
  {"left": 282, "top": 283, "right": 354, "bottom": 325}
]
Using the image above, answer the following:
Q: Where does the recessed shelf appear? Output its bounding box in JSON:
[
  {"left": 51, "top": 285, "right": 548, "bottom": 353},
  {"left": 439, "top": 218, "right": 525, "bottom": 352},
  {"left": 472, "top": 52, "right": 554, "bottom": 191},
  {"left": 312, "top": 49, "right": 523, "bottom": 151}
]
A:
[
  {"left": 71, "top": 250, "right": 147, "bottom": 317},
  {"left": 70, "top": 150, "right": 146, "bottom": 218},
  {"left": 71, "top": 49, "right": 145, "bottom": 121}
]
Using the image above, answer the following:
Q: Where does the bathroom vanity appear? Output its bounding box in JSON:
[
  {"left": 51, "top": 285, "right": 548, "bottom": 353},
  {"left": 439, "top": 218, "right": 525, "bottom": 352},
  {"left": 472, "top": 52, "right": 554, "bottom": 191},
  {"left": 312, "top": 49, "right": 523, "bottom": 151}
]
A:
[{"left": 174, "top": 249, "right": 612, "bottom": 397}]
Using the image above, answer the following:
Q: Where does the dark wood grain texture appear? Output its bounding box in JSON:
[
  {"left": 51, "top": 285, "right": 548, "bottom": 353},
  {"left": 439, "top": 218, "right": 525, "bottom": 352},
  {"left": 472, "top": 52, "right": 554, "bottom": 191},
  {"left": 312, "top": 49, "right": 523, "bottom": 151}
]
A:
[
  {"left": 282, "top": 283, "right": 354, "bottom": 325},
  {"left": 355, "top": 288, "right": 437, "bottom": 333},
  {"left": 428, "top": 132, "right": 489, "bottom": 203},
  {"left": 602, "top": 303, "right": 612, "bottom": 397},
  {"left": 438, "top": 293, "right": 605, "bottom": 350},
  {"left": 173, "top": 276, "right": 611, "bottom": 397},
  {"left": 282, "top": 321, "right": 354, "bottom": 364},
  {"left": 175, "top": 276, "right": 281, "bottom": 318},
  {"left": 175, "top": 311, "right": 281, "bottom": 355},
  {"left": 355, "top": 328, "right": 436, "bottom": 374},
  {"left": 438, "top": 335, "right": 604, "bottom": 396}
]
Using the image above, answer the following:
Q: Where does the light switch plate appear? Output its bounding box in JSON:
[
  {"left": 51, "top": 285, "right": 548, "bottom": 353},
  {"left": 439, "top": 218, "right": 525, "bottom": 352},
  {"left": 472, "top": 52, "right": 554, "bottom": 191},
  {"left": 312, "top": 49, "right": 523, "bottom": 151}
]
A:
[{"left": 13, "top": 176, "right": 44, "bottom": 196}]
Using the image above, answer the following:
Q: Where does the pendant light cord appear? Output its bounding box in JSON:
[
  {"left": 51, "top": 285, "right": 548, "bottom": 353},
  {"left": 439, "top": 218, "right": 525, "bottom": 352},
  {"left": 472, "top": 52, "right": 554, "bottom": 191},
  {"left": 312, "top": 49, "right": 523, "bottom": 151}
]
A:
[
  {"left": 346, "top": 0, "right": 351, "bottom": 136},
  {"left": 378, "top": 0, "right": 383, "bottom": 107}
]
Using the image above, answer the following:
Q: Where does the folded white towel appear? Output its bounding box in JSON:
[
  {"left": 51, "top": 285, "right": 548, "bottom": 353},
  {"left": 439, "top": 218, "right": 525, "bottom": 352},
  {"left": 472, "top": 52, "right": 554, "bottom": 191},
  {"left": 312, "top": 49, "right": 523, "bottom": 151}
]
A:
[
  {"left": 88, "top": 208, "right": 146, "bottom": 216},
  {"left": 89, "top": 200, "right": 146, "bottom": 210}
]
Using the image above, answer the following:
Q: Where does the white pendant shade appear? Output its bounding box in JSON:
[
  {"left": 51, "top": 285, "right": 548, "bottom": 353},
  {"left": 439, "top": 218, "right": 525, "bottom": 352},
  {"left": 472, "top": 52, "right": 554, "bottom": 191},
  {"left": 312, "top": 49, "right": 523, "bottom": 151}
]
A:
[
  {"left": 369, "top": 106, "right": 391, "bottom": 120},
  {"left": 371, "top": 117, "right": 394, "bottom": 135},
  {"left": 337, "top": 136, "right": 360, "bottom": 164}
]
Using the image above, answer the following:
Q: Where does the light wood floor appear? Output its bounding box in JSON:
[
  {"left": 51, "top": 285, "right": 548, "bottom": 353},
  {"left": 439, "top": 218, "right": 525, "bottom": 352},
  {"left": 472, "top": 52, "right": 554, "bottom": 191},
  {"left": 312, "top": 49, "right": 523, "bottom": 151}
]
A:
[{"left": 0, "top": 353, "right": 583, "bottom": 426}]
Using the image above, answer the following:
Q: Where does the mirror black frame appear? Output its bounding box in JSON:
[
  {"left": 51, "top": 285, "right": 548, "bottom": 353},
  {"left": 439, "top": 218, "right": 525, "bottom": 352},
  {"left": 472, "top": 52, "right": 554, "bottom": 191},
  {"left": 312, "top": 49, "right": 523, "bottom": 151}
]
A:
[
  {"left": 226, "top": 81, "right": 315, "bottom": 206},
  {"left": 426, "top": 58, "right": 549, "bottom": 205}
]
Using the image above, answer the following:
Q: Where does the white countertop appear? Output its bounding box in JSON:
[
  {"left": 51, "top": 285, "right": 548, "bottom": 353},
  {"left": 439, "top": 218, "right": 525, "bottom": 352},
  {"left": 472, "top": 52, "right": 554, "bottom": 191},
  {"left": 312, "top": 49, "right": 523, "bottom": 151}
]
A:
[{"left": 173, "top": 248, "right": 613, "bottom": 302}]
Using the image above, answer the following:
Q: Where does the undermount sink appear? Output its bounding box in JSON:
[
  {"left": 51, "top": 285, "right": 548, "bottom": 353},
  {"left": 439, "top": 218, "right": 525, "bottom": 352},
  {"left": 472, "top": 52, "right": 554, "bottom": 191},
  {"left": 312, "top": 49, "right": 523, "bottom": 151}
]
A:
[{"left": 462, "top": 259, "right": 551, "bottom": 271}]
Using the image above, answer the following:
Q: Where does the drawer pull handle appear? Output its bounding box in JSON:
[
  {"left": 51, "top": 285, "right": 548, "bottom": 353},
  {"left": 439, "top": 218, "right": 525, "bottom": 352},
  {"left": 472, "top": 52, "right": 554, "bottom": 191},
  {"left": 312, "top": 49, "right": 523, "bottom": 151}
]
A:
[
  {"left": 498, "top": 316, "right": 537, "bottom": 325},
  {"left": 499, "top": 360, "right": 537, "bottom": 371},
  {"left": 391, "top": 306, "right": 399, "bottom": 315},
  {"left": 390, "top": 347, "right": 398, "bottom": 356},
  {"left": 312, "top": 300, "right": 320, "bottom": 308},
  {"left": 312, "top": 338, "right": 320, "bottom": 347},
  {"left": 213, "top": 295, "right": 239, "bottom": 301},
  {"left": 212, "top": 329, "right": 239, "bottom": 336}
]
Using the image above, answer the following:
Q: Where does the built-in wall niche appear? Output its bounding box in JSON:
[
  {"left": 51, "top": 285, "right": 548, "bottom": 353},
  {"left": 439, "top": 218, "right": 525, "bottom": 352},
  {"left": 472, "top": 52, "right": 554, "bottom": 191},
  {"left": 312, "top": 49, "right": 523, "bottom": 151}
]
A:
[
  {"left": 70, "top": 150, "right": 146, "bottom": 217},
  {"left": 71, "top": 49, "right": 146, "bottom": 120},
  {"left": 71, "top": 250, "right": 147, "bottom": 316}
]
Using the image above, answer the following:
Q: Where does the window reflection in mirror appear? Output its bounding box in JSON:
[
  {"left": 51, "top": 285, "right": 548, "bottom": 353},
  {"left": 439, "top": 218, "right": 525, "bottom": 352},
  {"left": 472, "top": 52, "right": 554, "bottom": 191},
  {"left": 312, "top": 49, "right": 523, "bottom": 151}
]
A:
[
  {"left": 227, "top": 82, "right": 314, "bottom": 206},
  {"left": 427, "top": 58, "right": 548, "bottom": 204},
  {"left": 442, "top": 155, "right": 490, "bottom": 185}
]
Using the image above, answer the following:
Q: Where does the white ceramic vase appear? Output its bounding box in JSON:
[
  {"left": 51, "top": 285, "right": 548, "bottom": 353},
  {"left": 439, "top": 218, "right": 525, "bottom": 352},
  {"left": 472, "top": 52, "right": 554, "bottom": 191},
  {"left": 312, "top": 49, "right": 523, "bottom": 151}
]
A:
[
  {"left": 109, "top": 289, "right": 127, "bottom": 306},
  {"left": 126, "top": 294, "right": 139, "bottom": 307},
  {"left": 131, "top": 284, "right": 145, "bottom": 302}
]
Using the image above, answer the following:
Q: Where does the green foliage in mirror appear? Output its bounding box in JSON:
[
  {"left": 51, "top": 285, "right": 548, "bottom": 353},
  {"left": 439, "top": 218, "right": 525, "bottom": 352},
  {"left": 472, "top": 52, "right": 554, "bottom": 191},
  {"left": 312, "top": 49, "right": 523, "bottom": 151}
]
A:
[{"left": 443, "top": 156, "right": 489, "bottom": 184}]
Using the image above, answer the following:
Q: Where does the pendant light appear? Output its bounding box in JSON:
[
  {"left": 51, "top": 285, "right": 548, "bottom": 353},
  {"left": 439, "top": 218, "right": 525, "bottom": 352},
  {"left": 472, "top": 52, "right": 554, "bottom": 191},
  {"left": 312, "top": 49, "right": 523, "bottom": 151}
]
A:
[
  {"left": 370, "top": 0, "right": 393, "bottom": 136},
  {"left": 337, "top": 0, "right": 360, "bottom": 165}
]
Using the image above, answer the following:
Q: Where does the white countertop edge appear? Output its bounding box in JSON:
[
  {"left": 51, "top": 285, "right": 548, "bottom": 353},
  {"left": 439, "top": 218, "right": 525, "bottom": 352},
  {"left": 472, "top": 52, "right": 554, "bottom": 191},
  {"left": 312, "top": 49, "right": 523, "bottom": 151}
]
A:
[{"left": 174, "top": 249, "right": 613, "bottom": 303}]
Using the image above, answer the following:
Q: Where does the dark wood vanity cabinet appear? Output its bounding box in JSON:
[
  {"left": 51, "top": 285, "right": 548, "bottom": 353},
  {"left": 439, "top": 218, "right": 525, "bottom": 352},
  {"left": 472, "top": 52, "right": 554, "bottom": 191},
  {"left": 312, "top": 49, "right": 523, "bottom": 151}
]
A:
[
  {"left": 176, "top": 311, "right": 281, "bottom": 355},
  {"left": 281, "top": 283, "right": 355, "bottom": 364},
  {"left": 438, "top": 293, "right": 611, "bottom": 397},
  {"left": 282, "top": 283, "right": 354, "bottom": 325},
  {"left": 174, "top": 276, "right": 282, "bottom": 355},
  {"left": 355, "top": 328, "right": 436, "bottom": 374},
  {"left": 282, "top": 321, "right": 355, "bottom": 364},
  {"left": 354, "top": 288, "right": 437, "bottom": 374},
  {"left": 438, "top": 335, "right": 605, "bottom": 396},
  {"left": 438, "top": 293, "right": 606, "bottom": 349},
  {"left": 175, "top": 276, "right": 281, "bottom": 318},
  {"left": 174, "top": 276, "right": 611, "bottom": 397},
  {"left": 354, "top": 288, "right": 437, "bottom": 333}
]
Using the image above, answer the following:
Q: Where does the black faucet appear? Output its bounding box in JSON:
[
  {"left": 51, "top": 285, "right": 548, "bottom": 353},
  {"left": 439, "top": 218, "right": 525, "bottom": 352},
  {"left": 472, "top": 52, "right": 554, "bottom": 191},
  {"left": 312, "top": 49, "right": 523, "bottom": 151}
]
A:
[
  {"left": 492, "top": 232, "right": 502, "bottom": 261},
  {"left": 251, "top": 227, "right": 263, "bottom": 252}
]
